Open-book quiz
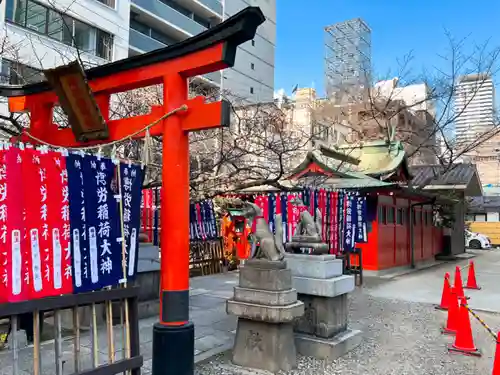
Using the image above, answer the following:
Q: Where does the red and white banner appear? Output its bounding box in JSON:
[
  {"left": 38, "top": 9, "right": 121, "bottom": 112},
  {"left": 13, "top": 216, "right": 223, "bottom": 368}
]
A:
[{"left": 45, "top": 151, "right": 73, "bottom": 296}]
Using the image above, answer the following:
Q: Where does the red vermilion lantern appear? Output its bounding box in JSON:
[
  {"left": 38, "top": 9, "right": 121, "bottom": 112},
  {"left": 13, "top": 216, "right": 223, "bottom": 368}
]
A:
[{"left": 2, "top": 7, "right": 265, "bottom": 375}]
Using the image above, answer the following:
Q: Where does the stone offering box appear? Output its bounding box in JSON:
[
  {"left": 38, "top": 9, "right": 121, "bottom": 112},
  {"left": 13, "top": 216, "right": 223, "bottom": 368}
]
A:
[
  {"left": 286, "top": 253, "right": 362, "bottom": 360},
  {"left": 226, "top": 259, "right": 304, "bottom": 373}
]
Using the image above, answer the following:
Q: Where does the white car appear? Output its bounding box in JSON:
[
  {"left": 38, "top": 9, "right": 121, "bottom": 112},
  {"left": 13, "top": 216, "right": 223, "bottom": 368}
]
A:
[{"left": 465, "top": 230, "right": 492, "bottom": 249}]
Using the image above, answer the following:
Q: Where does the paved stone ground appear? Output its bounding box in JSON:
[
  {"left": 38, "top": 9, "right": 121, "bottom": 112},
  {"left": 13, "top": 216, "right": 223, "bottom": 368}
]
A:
[
  {"left": 3, "top": 249, "right": 500, "bottom": 374},
  {"left": 195, "top": 249, "right": 500, "bottom": 375},
  {"left": 0, "top": 272, "right": 239, "bottom": 375}
]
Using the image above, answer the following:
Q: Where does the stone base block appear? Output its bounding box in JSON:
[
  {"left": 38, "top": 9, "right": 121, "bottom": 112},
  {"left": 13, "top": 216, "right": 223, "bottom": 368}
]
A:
[
  {"left": 295, "top": 329, "right": 362, "bottom": 361},
  {"left": 227, "top": 299, "right": 304, "bottom": 323},
  {"left": 286, "top": 254, "right": 343, "bottom": 279},
  {"left": 295, "top": 293, "right": 348, "bottom": 338},
  {"left": 233, "top": 286, "right": 297, "bottom": 306},
  {"left": 293, "top": 275, "right": 355, "bottom": 297},
  {"left": 239, "top": 264, "right": 292, "bottom": 291},
  {"left": 232, "top": 318, "right": 297, "bottom": 373}
]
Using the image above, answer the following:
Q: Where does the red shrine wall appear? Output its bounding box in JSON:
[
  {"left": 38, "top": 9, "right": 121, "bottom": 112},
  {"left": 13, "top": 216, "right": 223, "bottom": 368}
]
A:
[{"left": 356, "top": 193, "right": 443, "bottom": 271}]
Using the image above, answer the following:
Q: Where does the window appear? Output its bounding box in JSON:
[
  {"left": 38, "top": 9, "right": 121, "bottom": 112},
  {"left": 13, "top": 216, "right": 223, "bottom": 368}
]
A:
[
  {"left": 387, "top": 207, "right": 395, "bottom": 224},
  {"left": 250, "top": 87, "right": 254, "bottom": 94},
  {"left": 413, "top": 210, "right": 421, "bottom": 226},
  {"left": 130, "top": 19, "right": 178, "bottom": 46},
  {"left": 1, "top": 58, "right": 45, "bottom": 84},
  {"left": 95, "top": 0, "right": 115, "bottom": 8},
  {"left": 159, "top": 0, "right": 211, "bottom": 28},
  {"left": 251, "top": 39, "right": 255, "bottom": 46},
  {"left": 25, "top": 1, "right": 46, "bottom": 32},
  {"left": 378, "top": 206, "right": 386, "bottom": 225},
  {"left": 396, "top": 208, "right": 403, "bottom": 225},
  {"left": 250, "top": 63, "right": 255, "bottom": 70},
  {"left": 6, "top": 0, "right": 114, "bottom": 60}
]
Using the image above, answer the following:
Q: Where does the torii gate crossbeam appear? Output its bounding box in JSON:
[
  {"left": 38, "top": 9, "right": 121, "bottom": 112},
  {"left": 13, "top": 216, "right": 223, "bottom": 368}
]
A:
[{"left": 2, "top": 7, "right": 265, "bottom": 375}]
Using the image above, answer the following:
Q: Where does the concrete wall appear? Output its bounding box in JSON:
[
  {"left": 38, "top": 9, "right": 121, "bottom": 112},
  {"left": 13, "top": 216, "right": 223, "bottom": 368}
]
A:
[{"left": 223, "top": 0, "right": 275, "bottom": 103}]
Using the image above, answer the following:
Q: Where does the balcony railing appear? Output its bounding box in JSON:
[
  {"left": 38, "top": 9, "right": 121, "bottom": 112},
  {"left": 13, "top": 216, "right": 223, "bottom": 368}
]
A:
[
  {"left": 131, "top": 0, "right": 206, "bottom": 36},
  {"left": 196, "top": 0, "right": 222, "bottom": 15},
  {"left": 129, "top": 29, "right": 166, "bottom": 53}
]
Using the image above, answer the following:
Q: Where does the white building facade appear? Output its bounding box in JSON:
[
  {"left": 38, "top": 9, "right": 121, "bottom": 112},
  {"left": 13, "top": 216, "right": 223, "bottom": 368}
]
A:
[
  {"left": 454, "top": 74, "right": 496, "bottom": 147},
  {"left": 0, "top": 0, "right": 275, "bottom": 104}
]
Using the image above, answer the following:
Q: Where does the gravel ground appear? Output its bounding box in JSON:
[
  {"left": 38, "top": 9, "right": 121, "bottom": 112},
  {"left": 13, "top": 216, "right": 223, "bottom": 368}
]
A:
[{"left": 195, "top": 288, "right": 500, "bottom": 375}]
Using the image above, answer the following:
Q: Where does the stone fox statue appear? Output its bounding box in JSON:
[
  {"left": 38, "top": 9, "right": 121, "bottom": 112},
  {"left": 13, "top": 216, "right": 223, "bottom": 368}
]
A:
[
  {"left": 290, "top": 197, "right": 323, "bottom": 240},
  {"left": 242, "top": 202, "right": 286, "bottom": 261}
]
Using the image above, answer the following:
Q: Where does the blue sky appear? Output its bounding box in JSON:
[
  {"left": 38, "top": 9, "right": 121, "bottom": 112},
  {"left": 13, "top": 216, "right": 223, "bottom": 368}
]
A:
[{"left": 275, "top": 0, "right": 500, "bottom": 97}]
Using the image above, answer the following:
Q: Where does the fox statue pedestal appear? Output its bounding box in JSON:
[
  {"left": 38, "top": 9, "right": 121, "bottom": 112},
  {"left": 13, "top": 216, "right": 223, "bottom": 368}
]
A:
[
  {"left": 286, "top": 253, "right": 362, "bottom": 361},
  {"left": 226, "top": 259, "right": 304, "bottom": 373}
]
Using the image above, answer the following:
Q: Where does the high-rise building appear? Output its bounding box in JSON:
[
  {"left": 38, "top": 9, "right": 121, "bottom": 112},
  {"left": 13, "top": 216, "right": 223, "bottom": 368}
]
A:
[
  {"left": 454, "top": 73, "right": 496, "bottom": 147},
  {"left": 0, "top": 0, "right": 275, "bottom": 103},
  {"left": 324, "top": 18, "right": 371, "bottom": 100}
]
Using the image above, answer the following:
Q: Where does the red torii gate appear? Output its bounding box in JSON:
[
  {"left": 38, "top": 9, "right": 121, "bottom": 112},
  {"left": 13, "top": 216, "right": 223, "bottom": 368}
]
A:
[{"left": 2, "top": 7, "right": 264, "bottom": 375}]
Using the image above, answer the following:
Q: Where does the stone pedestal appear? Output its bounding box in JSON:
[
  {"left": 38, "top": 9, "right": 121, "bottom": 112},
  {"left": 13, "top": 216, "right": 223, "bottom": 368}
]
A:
[
  {"left": 226, "top": 259, "right": 304, "bottom": 373},
  {"left": 286, "top": 253, "right": 362, "bottom": 361}
]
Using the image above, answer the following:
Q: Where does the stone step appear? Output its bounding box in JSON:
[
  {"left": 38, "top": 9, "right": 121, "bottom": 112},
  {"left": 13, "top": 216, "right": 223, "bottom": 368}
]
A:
[
  {"left": 226, "top": 299, "right": 304, "bottom": 323},
  {"left": 233, "top": 286, "right": 297, "bottom": 306}
]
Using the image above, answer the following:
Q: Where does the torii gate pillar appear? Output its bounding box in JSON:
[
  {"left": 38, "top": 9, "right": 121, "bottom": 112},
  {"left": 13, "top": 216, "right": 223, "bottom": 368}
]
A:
[{"left": 5, "top": 7, "right": 265, "bottom": 375}]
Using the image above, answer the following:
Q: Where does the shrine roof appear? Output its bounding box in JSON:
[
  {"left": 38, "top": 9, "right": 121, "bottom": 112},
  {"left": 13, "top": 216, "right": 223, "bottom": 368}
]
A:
[
  {"left": 288, "top": 149, "right": 368, "bottom": 180},
  {"left": 335, "top": 140, "right": 410, "bottom": 180},
  {"left": 410, "top": 163, "right": 483, "bottom": 196},
  {"left": 0, "top": 7, "right": 265, "bottom": 97}
]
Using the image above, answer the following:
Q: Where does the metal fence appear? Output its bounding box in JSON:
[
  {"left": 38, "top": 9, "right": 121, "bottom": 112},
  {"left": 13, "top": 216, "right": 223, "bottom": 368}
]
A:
[{"left": 0, "top": 288, "right": 142, "bottom": 375}]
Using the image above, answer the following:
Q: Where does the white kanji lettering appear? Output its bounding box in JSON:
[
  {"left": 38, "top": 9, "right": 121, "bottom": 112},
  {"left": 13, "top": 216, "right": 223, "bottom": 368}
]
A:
[
  {"left": 123, "top": 192, "right": 132, "bottom": 208},
  {"left": 40, "top": 204, "right": 48, "bottom": 221},
  {"left": 62, "top": 224, "right": 70, "bottom": 240},
  {"left": 0, "top": 165, "right": 6, "bottom": 180},
  {"left": 33, "top": 155, "right": 40, "bottom": 164},
  {"left": 40, "top": 185, "right": 47, "bottom": 202},
  {"left": 124, "top": 208, "right": 131, "bottom": 223},
  {"left": 96, "top": 172, "right": 106, "bottom": 186},
  {"left": 98, "top": 221, "right": 110, "bottom": 238},
  {"left": 0, "top": 183, "right": 7, "bottom": 202},
  {"left": 39, "top": 168, "right": 46, "bottom": 182},
  {"left": 90, "top": 160, "right": 97, "bottom": 169},
  {"left": 100, "top": 239, "right": 112, "bottom": 256},
  {"left": 130, "top": 168, "right": 136, "bottom": 178},
  {"left": 97, "top": 204, "right": 109, "bottom": 221},
  {"left": 74, "top": 159, "right": 81, "bottom": 169},
  {"left": 97, "top": 186, "right": 107, "bottom": 204},
  {"left": 61, "top": 205, "right": 70, "bottom": 221},
  {"left": 100, "top": 256, "right": 113, "bottom": 274},
  {"left": 42, "top": 223, "right": 49, "bottom": 240},
  {"left": 64, "top": 264, "right": 72, "bottom": 279},
  {"left": 62, "top": 186, "right": 69, "bottom": 203},
  {"left": 0, "top": 204, "right": 7, "bottom": 222},
  {"left": 60, "top": 169, "right": 68, "bottom": 184},
  {"left": 100, "top": 162, "right": 106, "bottom": 171},
  {"left": 44, "top": 263, "right": 50, "bottom": 281}
]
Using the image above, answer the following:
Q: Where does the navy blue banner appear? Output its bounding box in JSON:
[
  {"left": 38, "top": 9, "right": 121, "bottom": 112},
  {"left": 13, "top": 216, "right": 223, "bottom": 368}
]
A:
[
  {"left": 68, "top": 155, "right": 123, "bottom": 292},
  {"left": 343, "top": 194, "right": 356, "bottom": 252},
  {"left": 67, "top": 154, "right": 89, "bottom": 292},
  {"left": 355, "top": 196, "right": 368, "bottom": 243},
  {"left": 120, "top": 163, "right": 143, "bottom": 281},
  {"left": 268, "top": 193, "right": 275, "bottom": 234},
  {"left": 281, "top": 193, "right": 287, "bottom": 243}
]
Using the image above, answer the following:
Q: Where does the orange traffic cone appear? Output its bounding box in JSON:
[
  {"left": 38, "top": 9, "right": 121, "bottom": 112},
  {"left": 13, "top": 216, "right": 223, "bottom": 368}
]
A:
[
  {"left": 448, "top": 300, "right": 481, "bottom": 356},
  {"left": 464, "top": 261, "right": 481, "bottom": 290},
  {"left": 492, "top": 332, "right": 500, "bottom": 375},
  {"left": 442, "top": 287, "right": 459, "bottom": 335},
  {"left": 436, "top": 272, "right": 451, "bottom": 310},
  {"left": 454, "top": 266, "right": 466, "bottom": 299}
]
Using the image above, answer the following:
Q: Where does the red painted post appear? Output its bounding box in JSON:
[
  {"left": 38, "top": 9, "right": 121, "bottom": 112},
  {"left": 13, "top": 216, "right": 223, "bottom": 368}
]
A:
[{"left": 152, "top": 73, "right": 193, "bottom": 375}]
